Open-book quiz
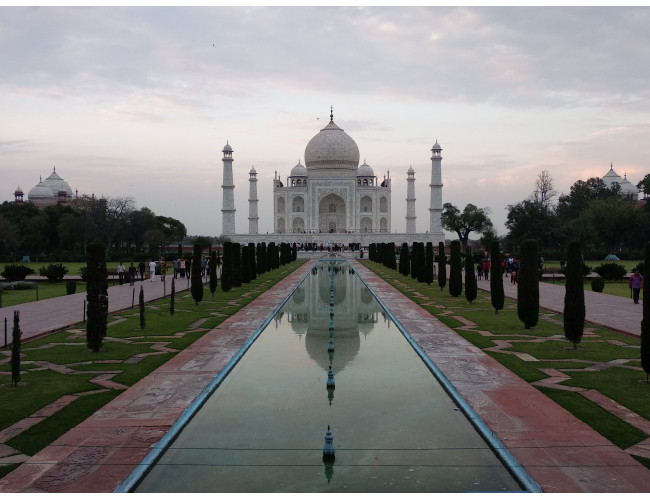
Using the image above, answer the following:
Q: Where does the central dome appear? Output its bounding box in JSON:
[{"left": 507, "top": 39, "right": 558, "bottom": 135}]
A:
[{"left": 304, "top": 120, "right": 360, "bottom": 173}]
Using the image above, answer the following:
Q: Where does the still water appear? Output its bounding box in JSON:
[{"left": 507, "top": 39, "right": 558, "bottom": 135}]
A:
[{"left": 134, "top": 260, "right": 524, "bottom": 493}]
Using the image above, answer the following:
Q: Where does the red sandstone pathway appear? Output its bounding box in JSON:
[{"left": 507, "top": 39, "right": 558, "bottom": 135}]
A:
[
  {"left": 1, "top": 259, "right": 649, "bottom": 492},
  {"left": 0, "top": 275, "right": 193, "bottom": 346}
]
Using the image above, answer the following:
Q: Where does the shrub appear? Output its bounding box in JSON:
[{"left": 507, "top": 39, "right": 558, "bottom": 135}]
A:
[
  {"left": 564, "top": 242, "right": 586, "bottom": 349},
  {"left": 517, "top": 239, "right": 539, "bottom": 329},
  {"left": 635, "top": 261, "right": 645, "bottom": 276},
  {"left": 1, "top": 264, "right": 34, "bottom": 282},
  {"left": 39, "top": 263, "right": 68, "bottom": 283},
  {"left": 79, "top": 267, "right": 88, "bottom": 281},
  {"left": 449, "top": 240, "right": 462, "bottom": 297},
  {"left": 66, "top": 281, "right": 77, "bottom": 295},
  {"left": 437, "top": 241, "right": 447, "bottom": 291},
  {"left": 0, "top": 281, "right": 38, "bottom": 290},
  {"left": 464, "top": 252, "right": 477, "bottom": 303},
  {"left": 490, "top": 241, "right": 504, "bottom": 314},
  {"left": 594, "top": 262, "right": 627, "bottom": 280},
  {"left": 590, "top": 276, "right": 605, "bottom": 293}
]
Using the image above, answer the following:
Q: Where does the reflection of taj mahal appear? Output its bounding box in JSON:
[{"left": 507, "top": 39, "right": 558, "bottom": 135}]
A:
[
  {"left": 220, "top": 108, "right": 445, "bottom": 247},
  {"left": 275, "top": 262, "right": 386, "bottom": 372}
]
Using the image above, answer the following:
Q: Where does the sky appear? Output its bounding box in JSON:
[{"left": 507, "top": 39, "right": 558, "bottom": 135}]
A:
[{"left": 1, "top": 3, "right": 649, "bottom": 239}]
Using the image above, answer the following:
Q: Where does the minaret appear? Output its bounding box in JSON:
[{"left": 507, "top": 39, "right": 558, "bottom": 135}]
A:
[
  {"left": 429, "top": 140, "right": 443, "bottom": 235},
  {"left": 221, "top": 142, "right": 236, "bottom": 235},
  {"left": 248, "top": 166, "right": 259, "bottom": 235},
  {"left": 406, "top": 166, "right": 416, "bottom": 234}
]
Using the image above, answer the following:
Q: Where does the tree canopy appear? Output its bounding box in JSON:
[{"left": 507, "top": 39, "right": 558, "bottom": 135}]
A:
[{"left": 441, "top": 203, "right": 493, "bottom": 253}]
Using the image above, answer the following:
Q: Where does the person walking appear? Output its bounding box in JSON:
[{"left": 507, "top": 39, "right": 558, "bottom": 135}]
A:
[
  {"left": 117, "top": 262, "right": 126, "bottom": 285},
  {"left": 128, "top": 262, "right": 137, "bottom": 286},
  {"left": 138, "top": 260, "right": 146, "bottom": 281},
  {"left": 173, "top": 258, "right": 179, "bottom": 279},
  {"left": 149, "top": 259, "right": 157, "bottom": 282},
  {"left": 629, "top": 269, "right": 644, "bottom": 304}
]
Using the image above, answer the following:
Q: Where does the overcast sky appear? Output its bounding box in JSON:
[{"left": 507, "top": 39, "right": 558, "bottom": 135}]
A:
[{"left": 2, "top": 4, "right": 649, "bottom": 238}]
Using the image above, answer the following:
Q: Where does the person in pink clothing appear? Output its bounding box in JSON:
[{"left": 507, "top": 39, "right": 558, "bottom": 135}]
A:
[{"left": 629, "top": 269, "right": 644, "bottom": 304}]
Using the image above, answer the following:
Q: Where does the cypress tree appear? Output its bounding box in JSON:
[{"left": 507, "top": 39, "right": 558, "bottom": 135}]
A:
[
  {"left": 464, "top": 251, "right": 477, "bottom": 303},
  {"left": 11, "top": 310, "right": 21, "bottom": 387},
  {"left": 386, "top": 242, "right": 397, "bottom": 270},
  {"left": 256, "top": 243, "right": 264, "bottom": 276},
  {"left": 449, "top": 240, "right": 463, "bottom": 297},
  {"left": 280, "top": 242, "right": 287, "bottom": 266},
  {"left": 261, "top": 242, "right": 269, "bottom": 273},
  {"left": 191, "top": 243, "right": 204, "bottom": 305},
  {"left": 399, "top": 243, "right": 409, "bottom": 276},
  {"left": 169, "top": 277, "right": 176, "bottom": 316},
  {"left": 517, "top": 239, "right": 539, "bottom": 329},
  {"left": 410, "top": 242, "right": 418, "bottom": 280},
  {"left": 241, "top": 245, "right": 251, "bottom": 284},
  {"left": 139, "top": 285, "right": 146, "bottom": 330},
  {"left": 425, "top": 242, "right": 434, "bottom": 285},
  {"left": 490, "top": 241, "right": 505, "bottom": 314},
  {"left": 209, "top": 250, "right": 218, "bottom": 297},
  {"left": 232, "top": 243, "right": 242, "bottom": 287},
  {"left": 249, "top": 243, "right": 257, "bottom": 281},
  {"left": 292, "top": 243, "right": 297, "bottom": 262},
  {"left": 641, "top": 242, "right": 650, "bottom": 381},
  {"left": 415, "top": 243, "right": 426, "bottom": 283},
  {"left": 564, "top": 241, "right": 585, "bottom": 349},
  {"left": 221, "top": 241, "right": 233, "bottom": 292},
  {"left": 437, "top": 241, "right": 447, "bottom": 291},
  {"left": 86, "top": 241, "right": 108, "bottom": 352}
]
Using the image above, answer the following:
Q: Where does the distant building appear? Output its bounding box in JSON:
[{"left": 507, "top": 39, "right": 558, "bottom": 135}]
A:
[
  {"left": 14, "top": 167, "right": 75, "bottom": 208},
  {"left": 602, "top": 163, "right": 640, "bottom": 198}
]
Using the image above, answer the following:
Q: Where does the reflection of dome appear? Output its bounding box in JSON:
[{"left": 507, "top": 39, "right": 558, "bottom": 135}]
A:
[
  {"left": 290, "top": 161, "right": 308, "bottom": 178},
  {"left": 304, "top": 119, "right": 360, "bottom": 174},
  {"left": 357, "top": 162, "right": 374, "bottom": 177}
]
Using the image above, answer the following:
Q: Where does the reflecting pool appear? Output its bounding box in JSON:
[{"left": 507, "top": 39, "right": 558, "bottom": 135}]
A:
[{"left": 133, "top": 260, "right": 524, "bottom": 493}]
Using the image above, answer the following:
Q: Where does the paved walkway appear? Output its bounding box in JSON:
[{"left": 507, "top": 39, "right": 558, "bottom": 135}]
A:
[
  {"left": 475, "top": 272, "right": 644, "bottom": 337},
  {"left": 0, "top": 260, "right": 648, "bottom": 492},
  {"left": 0, "top": 274, "right": 198, "bottom": 346}
]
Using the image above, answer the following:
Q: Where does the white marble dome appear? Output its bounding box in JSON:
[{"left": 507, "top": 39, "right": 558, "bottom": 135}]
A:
[
  {"left": 28, "top": 181, "right": 53, "bottom": 199},
  {"left": 42, "top": 169, "right": 73, "bottom": 197},
  {"left": 290, "top": 161, "right": 308, "bottom": 177},
  {"left": 357, "top": 161, "right": 374, "bottom": 177},
  {"left": 304, "top": 119, "right": 360, "bottom": 173}
]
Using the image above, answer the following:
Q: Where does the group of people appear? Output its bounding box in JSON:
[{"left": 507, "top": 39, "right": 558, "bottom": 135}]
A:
[
  {"left": 115, "top": 260, "right": 164, "bottom": 285},
  {"left": 476, "top": 259, "right": 490, "bottom": 280}
]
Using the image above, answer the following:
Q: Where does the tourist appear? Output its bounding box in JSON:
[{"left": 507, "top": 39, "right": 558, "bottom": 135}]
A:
[
  {"left": 179, "top": 258, "right": 185, "bottom": 278},
  {"left": 483, "top": 259, "right": 490, "bottom": 280},
  {"left": 629, "top": 269, "right": 644, "bottom": 304},
  {"left": 201, "top": 256, "right": 207, "bottom": 277},
  {"left": 560, "top": 257, "right": 565, "bottom": 273},
  {"left": 476, "top": 261, "right": 483, "bottom": 280},
  {"left": 173, "top": 258, "right": 179, "bottom": 279},
  {"left": 159, "top": 258, "right": 167, "bottom": 282},
  {"left": 128, "top": 262, "right": 137, "bottom": 286},
  {"left": 149, "top": 259, "right": 157, "bottom": 282},
  {"left": 185, "top": 258, "right": 191, "bottom": 279},
  {"left": 117, "top": 262, "right": 126, "bottom": 285},
  {"left": 510, "top": 258, "right": 518, "bottom": 284},
  {"left": 138, "top": 260, "right": 146, "bottom": 281}
]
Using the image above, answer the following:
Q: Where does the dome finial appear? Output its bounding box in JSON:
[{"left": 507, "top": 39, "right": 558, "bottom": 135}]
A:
[{"left": 330, "top": 105, "right": 334, "bottom": 122}]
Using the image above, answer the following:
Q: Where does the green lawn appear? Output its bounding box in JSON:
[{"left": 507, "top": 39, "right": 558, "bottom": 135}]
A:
[
  {"left": 362, "top": 260, "right": 650, "bottom": 462},
  {"left": 0, "top": 260, "right": 304, "bottom": 480}
]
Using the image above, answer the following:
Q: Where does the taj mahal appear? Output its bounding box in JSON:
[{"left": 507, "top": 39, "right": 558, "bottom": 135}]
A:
[{"left": 219, "top": 109, "right": 445, "bottom": 248}]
